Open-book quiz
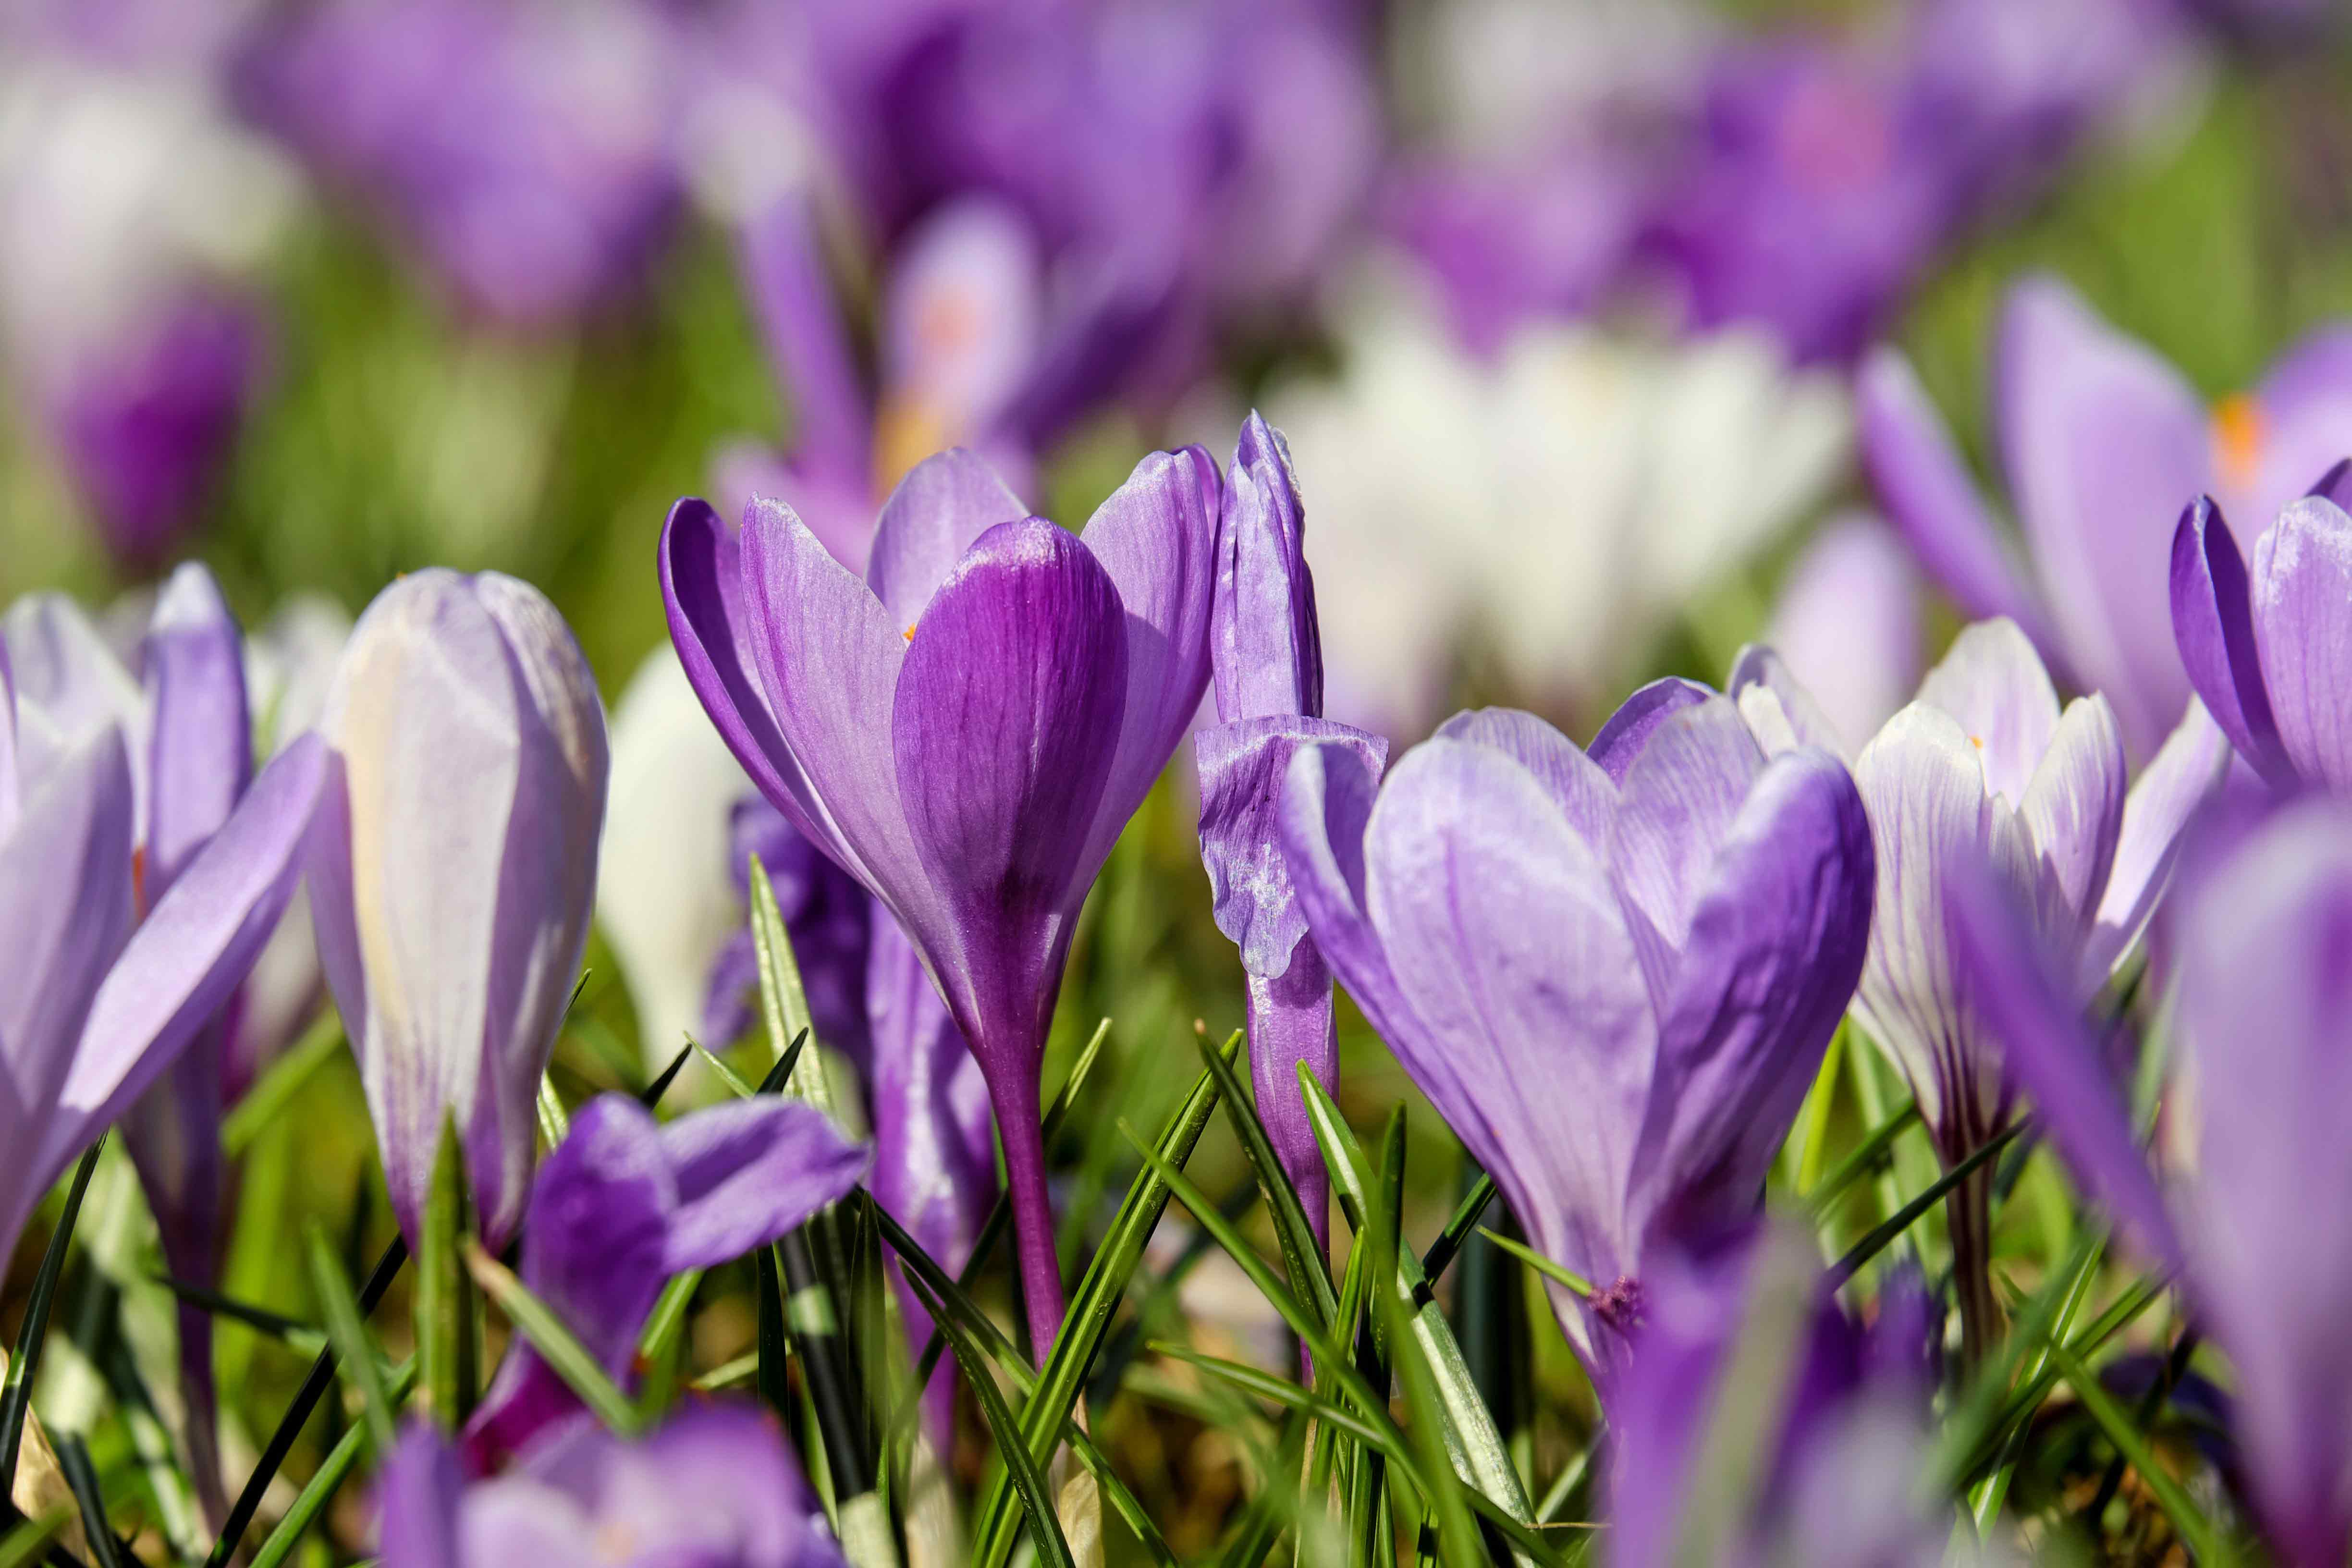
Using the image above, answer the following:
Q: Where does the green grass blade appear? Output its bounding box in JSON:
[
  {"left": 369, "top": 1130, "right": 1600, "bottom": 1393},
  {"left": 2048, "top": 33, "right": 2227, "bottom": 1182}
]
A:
[
  {"left": 462, "top": 1242, "right": 641, "bottom": 1436},
  {"left": 1196, "top": 1031, "right": 1335, "bottom": 1329},
  {"left": 0, "top": 1509, "right": 66, "bottom": 1568},
  {"left": 2046, "top": 1336, "right": 2233, "bottom": 1566},
  {"left": 1418, "top": 1176, "right": 1496, "bottom": 1286},
  {"left": 535, "top": 1074, "right": 570, "bottom": 1148},
  {"left": 1151, "top": 1344, "right": 1398, "bottom": 1456},
  {"left": 305, "top": 1224, "right": 396, "bottom": 1455},
  {"left": 1804, "top": 1099, "right": 1920, "bottom": 1216},
  {"left": 416, "top": 1118, "right": 478, "bottom": 1427},
  {"left": 151, "top": 1278, "right": 326, "bottom": 1356},
  {"left": 638, "top": 1041, "right": 696, "bottom": 1109},
  {"left": 1827, "top": 1126, "right": 2019, "bottom": 1286},
  {"left": 246, "top": 1360, "right": 418, "bottom": 1568},
  {"left": 1473, "top": 1230, "right": 1592, "bottom": 1298},
  {"left": 0, "top": 1137, "right": 104, "bottom": 1501},
  {"left": 51, "top": 1435, "right": 121, "bottom": 1568},
  {"left": 221, "top": 1013, "right": 345, "bottom": 1158}
]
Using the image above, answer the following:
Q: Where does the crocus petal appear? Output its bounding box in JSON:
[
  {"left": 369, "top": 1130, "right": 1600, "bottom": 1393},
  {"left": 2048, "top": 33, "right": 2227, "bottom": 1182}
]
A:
[
  {"left": 143, "top": 563, "right": 253, "bottom": 899},
  {"left": 881, "top": 198, "right": 1043, "bottom": 449},
  {"left": 1075, "top": 447, "right": 1222, "bottom": 874},
  {"left": 1627, "top": 748, "right": 1874, "bottom": 1253},
  {"left": 1364, "top": 737, "right": 1655, "bottom": 1333},
  {"left": 3, "top": 593, "right": 149, "bottom": 824},
  {"left": 1996, "top": 276, "right": 2206, "bottom": 759},
  {"left": 1197, "top": 715, "right": 1387, "bottom": 978},
  {"left": 863, "top": 450, "right": 1031, "bottom": 632},
  {"left": 509, "top": 1095, "right": 673, "bottom": 1373},
  {"left": 1606, "top": 696, "right": 1768, "bottom": 969},
  {"left": 1856, "top": 349, "right": 2053, "bottom": 651},
  {"left": 2178, "top": 807, "right": 2352, "bottom": 1568},
  {"left": 891, "top": 518, "right": 1129, "bottom": 1062},
  {"left": 2082, "top": 700, "right": 2232, "bottom": 981},
  {"left": 1914, "top": 618, "right": 2061, "bottom": 806},
  {"left": 737, "top": 193, "right": 872, "bottom": 488},
  {"left": 2170, "top": 497, "right": 2290, "bottom": 783},
  {"left": 37, "top": 736, "right": 328, "bottom": 1186},
  {"left": 1728, "top": 644, "right": 1845, "bottom": 761},
  {"left": 660, "top": 1097, "right": 868, "bottom": 1271},
  {"left": 1434, "top": 707, "right": 1615, "bottom": 847},
  {"left": 1214, "top": 413, "right": 1321, "bottom": 723},
  {"left": 2251, "top": 496, "right": 2352, "bottom": 793},
  {"left": 2310, "top": 458, "right": 2352, "bottom": 513},
  {"left": 375, "top": 1423, "right": 464, "bottom": 1568},
  {"left": 1760, "top": 517, "right": 1923, "bottom": 757},
  {"left": 2246, "top": 327, "right": 2352, "bottom": 530},
  {"left": 1278, "top": 739, "right": 1421, "bottom": 1053},
  {"left": 2016, "top": 696, "right": 2127, "bottom": 941},
  {"left": 1588, "top": 677, "right": 1714, "bottom": 784},
  {"left": 1944, "top": 864, "right": 2183, "bottom": 1273}
]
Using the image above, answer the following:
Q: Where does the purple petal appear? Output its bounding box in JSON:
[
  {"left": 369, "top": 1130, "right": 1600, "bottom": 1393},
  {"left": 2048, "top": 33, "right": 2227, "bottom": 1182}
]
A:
[
  {"left": 1588, "top": 678, "right": 1714, "bottom": 784},
  {"left": 1605, "top": 697, "right": 1768, "bottom": 977},
  {"left": 2082, "top": 700, "right": 2232, "bottom": 981},
  {"left": 1247, "top": 950, "right": 1340, "bottom": 1256},
  {"left": 1757, "top": 517, "right": 1923, "bottom": 756},
  {"left": 2251, "top": 496, "right": 2352, "bottom": 793},
  {"left": 2016, "top": 697, "right": 2127, "bottom": 938},
  {"left": 660, "top": 1097, "right": 867, "bottom": 1271},
  {"left": 1276, "top": 739, "right": 1421, "bottom": 1059},
  {"left": 1075, "top": 446, "right": 1222, "bottom": 874},
  {"left": 374, "top": 1422, "right": 464, "bottom": 1568},
  {"left": 1196, "top": 715, "right": 1387, "bottom": 979},
  {"left": 2243, "top": 326, "right": 2352, "bottom": 531},
  {"left": 1627, "top": 748, "right": 1873, "bottom": 1254},
  {"left": 890, "top": 517, "right": 1129, "bottom": 1066},
  {"left": 736, "top": 193, "right": 871, "bottom": 487},
  {"left": 143, "top": 563, "right": 252, "bottom": 900},
  {"left": 1213, "top": 413, "right": 1320, "bottom": 723},
  {"left": 881, "top": 199, "right": 1043, "bottom": 446},
  {"left": 1996, "top": 276, "right": 2206, "bottom": 759},
  {"left": 2170, "top": 497, "right": 2290, "bottom": 783},
  {"left": 1914, "top": 618, "right": 2061, "bottom": 806},
  {"left": 863, "top": 450, "right": 1031, "bottom": 633},
  {"left": 2309, "top": 458, "right": 2352, "bottom": 513},
  {"left": 513, "top": 1095, "right": 674, "bottom": 1370},
  {"left": 39, "top": 736, "right": 326, "bottom": 1188},
  {"left": 1729, "top": 644, "right": 1849, "bottom": 760},
  {"left": 1857, "top": 349, "right": 2053, "bottom": 649},
  {"left": 1943, "top": 863, "right": 2181, "bottom": 1272},
  {"left": 1433, "top": 708, "right": 1615, "bottom": 847},
  {"left": 1363, "top": 737, "right": 1655, "bottom": 1349},
  {"left": 3, "top": 593, "right": 149, "bottom": 823}
]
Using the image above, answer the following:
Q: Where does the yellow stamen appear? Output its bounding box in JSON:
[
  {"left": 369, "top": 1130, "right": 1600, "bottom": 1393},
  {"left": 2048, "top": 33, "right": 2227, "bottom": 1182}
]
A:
[
  {"left": 874, "top": 397, "right": 951, "bottom": 498},
  {"left": 2213, "top": 392, "right": 2266, "bottom": 494},
  {"left": 903, "top": 624, "right": 917, "bottom": 643}
]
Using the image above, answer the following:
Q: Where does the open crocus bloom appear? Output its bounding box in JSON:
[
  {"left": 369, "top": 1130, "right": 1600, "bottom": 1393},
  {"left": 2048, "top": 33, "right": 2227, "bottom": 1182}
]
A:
[
  {"left": 662, "top": 445, "right": 1215, "bottom": 1354},
  {"left": 1861, "top": 274, "right": 2352, "bottom": 761},
  {"left": 1953, "top": 801, "right": 2352, "bottom": 1568},
  {"left": 1738, "top": 619, "right": 2230, "bottom": 1353},
  {"left": 1277, "top": 689, "right": 1873, "bottom": 1382},
  {"left": 2171, "top": 467, "right": 2352, "bottom": 793}
]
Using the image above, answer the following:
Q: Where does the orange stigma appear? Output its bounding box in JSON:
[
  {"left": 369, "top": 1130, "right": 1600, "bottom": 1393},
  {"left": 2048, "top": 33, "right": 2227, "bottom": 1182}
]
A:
[
  {"left": 2213, "top": 392, "right": 2266, "bottom": 494},
  {"left": 903, "top": 624, "right": 917, "bottom": 642}
]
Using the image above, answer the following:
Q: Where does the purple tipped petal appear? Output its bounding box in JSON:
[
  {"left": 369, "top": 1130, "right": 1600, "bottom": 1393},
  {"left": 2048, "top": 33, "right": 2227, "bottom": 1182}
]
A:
[
  {"left": 1588, "top": 677, "right": 1715, "bottom": 784},
  {"left": 737, "top": 195, "right": 872, "bottom": 489},
  {"left": 1433, "top": 708, "right": 1615, "bottom": 846},
  {"left": 1247, "top": 950, "right": 1341, "bottom": 1256},
  {"left": 1996, "top": 277, "right": 2206, "bottom": 759},
  {"left": 2083, "top": 701, "right": 2232, "bottom": 981},
  {"left": 1197, "top": 715, "right": 1387, "bottom": 979},
  {"left": 1214, "top": 414, "right": 1320, "bottom": 723},
  {"left": 2016, "top": 697, "right": 2127, "bottom": 933},
  {"left": 661, "top": 1098, "right": 867, "bottom": 1272},
  {"left": 1627, "top": 749, "right": 1874, "bottom": 1253},
  {"left": 1076, "top": 446, "right": 1222, "bottom": 871},
  {"left": 375, "top": 1423, "right": 463, "bottom": 1568},
  {"left": 143, "top": 564, "right": 252, "bottom": 900},
  {"left": 891, "top": 518, "right": 1129, "bottom": 1062},
  {"left": 1277, "top": 739, "right": 1420, "bottom": 1054},
  {"left": 1857, "top": 349, "right": 2053, "bottom": 650},
  {"left": 2250, "top": 496, "right": 2352, "bottom": 793},
  {"left": 1914, "top": 619, "right": 2062, "bottom": 806},
  {"left": 863, "top": 451, "right": 1031, "bottom": 632},
  {"left": 2246, "top": 328, "right": 2352, "bottom": 530},
  {"left": 3, "top": 594, "right": 149, "bottom": 818},
  {"left": 881, "top": 199, "right": 1043, "bottom": 446},
  {"left": 1944, "top": 864, "right": 2182, "bottom": 1273},
  {"left": 1605, "top": 697, "right": 1768, "bottom": 968},
  {"left": 2170, "top": 497, "right": 2289, "bottom": 783},
  {"left": 2309, "top": 458, "right": 2352, "bottom": 513},
  {"left": 1730, "top": 644, "right": 1856, "bottom": 761}
]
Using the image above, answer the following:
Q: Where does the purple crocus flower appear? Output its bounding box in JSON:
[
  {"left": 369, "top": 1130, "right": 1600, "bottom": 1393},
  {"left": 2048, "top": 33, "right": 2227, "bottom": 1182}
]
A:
[
  {"left": 698, "top": 796, "right": 872, "bottom": 1061},
  {"left": 1608, "top": 1223, "right": 1956, "bottom": 1568},
  {"left": 1277, "top": 686, "right": 1873, "bottom": 1383},
  {"left": 1951, "top": 800, "right": 2352, "bottom": 1568},
  {"left": 1195, "top": 414, "right": 1385, "bottom": 1254},
  {"left": 1739, "top": 618, "right": 2229, "bottom": 1359},
  {"left": 308, "top": 570, "right": 609, "bottom": 1251},
  {"left": 662, "top": 445, "right": 1215, "bottom": 1356},
  {"left": 0, "top": 606, "right": 326, "bottom": 1277},
  {"left": 463, "top": 1092, "right": 866, "bottom": 1470},
  {"left": 381, "top": 1405, "right": 845, "bottom": 1568},
  {"left": 1759, "top": 514, "right": 1923, "bottom": 757},
  {"left": 2171, "top": 466, "right": 2352, "bottom": 793},
  {"left": 1861, "top": 274, "right": 2352, "bottom": 760}
]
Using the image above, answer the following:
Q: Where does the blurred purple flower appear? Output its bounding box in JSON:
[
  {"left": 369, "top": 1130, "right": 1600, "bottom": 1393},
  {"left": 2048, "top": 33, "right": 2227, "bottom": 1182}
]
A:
[
  {"left": 1951, "top": 799, "right": 2352, "bottom": 1567},
  {"left": 308, "top": 570, "right": 608, "bottom": 1252},
  {"left": 1741, "top": 619, "right": 2227, "bottom": 1357},
  {"left": 662, "top": 445, "right": 1215, "bottom": 1356},
  {"left": 2171, "top": 467, "right": 2352, "bottom": 792},
  {"left": 1862, "top": 275, "right": 2352, "bottom": 760},
  {"left": 247, "top": 0, "right": 683, "bottom": 326},
  {"left": 382, "top": 1404, "right": 845, "bottom": 1568},
  {"left": 1277, "top": 686, "right": 1872, "bottom": 1384},
  {"left": 698, "top": 796, "right": 871, "bottom": 1062},
  {"left": 463, "top": 1092, "right": 865, "bottom": 1470},
  {"left": 1195, "top": 414, "right": 1385, "bottom": 1254},
  {"left": 1757, "top": 515, "right": 1924, "bottom": 758}
]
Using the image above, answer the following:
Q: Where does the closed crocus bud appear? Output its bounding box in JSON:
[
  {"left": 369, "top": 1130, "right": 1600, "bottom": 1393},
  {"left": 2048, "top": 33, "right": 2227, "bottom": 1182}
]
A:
[{"left": 309, "top": 571, "right": 608, "bottom": 1251}]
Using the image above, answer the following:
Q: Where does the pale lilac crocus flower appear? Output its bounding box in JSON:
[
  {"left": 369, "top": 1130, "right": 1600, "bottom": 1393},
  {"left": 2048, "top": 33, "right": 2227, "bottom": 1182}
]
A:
[
  {"left": 1737, "top": 618, "right": 2230, "bottom": 1359},
  {"left": 308, "top": 570, "right": 609, "bottom": 1251},
  {"left": 663, "top": 445, "right": 1215, "bottom": 1357},
  {"left": 1952, "top": 800, "right": 2352, "bottom": 1568},
  {"left": 1862, "top": 274, "right": 2352, "bottom": 760},
  {"left": 1278, "top": 686, "right": 1873, "bottom": 1384}
]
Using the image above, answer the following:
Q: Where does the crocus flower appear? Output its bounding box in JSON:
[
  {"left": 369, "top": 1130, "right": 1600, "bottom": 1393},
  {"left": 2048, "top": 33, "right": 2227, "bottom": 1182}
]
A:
[
  {"left": 463, "top": 1092, "right": 866, "bottom": 1470},
  {"left": 1195, "top": 414, "right": 1386, "bottom": 1252},
  {"left": 1951, "top": 799, "right": 2352, "bottom": 1567},
  {"left": 1277, "top": 687, "right": 1873, "bottom": 1381},
  {"left": 1760, "top": 514, "right": 1923, "bottom": 757},
  {"left": 663, "top": 445, "right": 1215, "bottom": 1355},
  {"left": 1861, "top": 274, "right": 2352, "bottom": 760},
  {"left": 2170, "top": 466, "right": 2352, "bottom": 792},
  {"left": 381, "top": 1405, "right": 845, "bottom": 1568},
  {"left": 1739, "top": 618, "right": 2229, "bottom": 1358},
  {"left": 309, "top": 570, "right": 609, "bottom": 1251},
  {"left": 1608, "top": 1222, "right": 1960, "bottom": 1568}
]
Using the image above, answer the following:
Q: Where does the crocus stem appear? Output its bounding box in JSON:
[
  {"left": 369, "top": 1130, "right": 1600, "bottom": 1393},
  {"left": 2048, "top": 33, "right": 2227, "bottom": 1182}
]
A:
[
  {"left": 989, "top": 1070, "right": 1066, "bottom": 1363},
  {"left": 1948, "top": 1159, "right": 2001, "bottom": 1370},
  {"left": 1245, "top": 954, "right": 1337, "bottom": 1258}
]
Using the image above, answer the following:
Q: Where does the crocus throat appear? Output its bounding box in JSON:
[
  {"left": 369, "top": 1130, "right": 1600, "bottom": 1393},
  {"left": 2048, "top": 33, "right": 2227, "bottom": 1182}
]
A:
[
  {"left": 1593, "top": 1275, "right": 1646, "bottom": 1339},
  {"left": 2213, "top": 392, "right": 2266, "bottom": 495}
]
